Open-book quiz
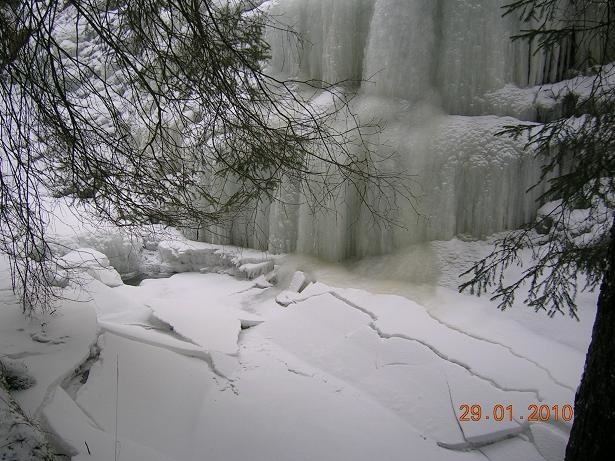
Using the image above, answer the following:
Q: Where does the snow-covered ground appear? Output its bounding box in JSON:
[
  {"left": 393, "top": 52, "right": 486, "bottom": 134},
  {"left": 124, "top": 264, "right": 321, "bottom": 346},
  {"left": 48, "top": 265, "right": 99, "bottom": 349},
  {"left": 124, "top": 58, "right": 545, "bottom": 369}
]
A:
[
  {"left": 1, "top": 2, "right": 608, "bottom": 459},
  {"left": 0, "top": 223, "right": 597, "bottom": 461}
]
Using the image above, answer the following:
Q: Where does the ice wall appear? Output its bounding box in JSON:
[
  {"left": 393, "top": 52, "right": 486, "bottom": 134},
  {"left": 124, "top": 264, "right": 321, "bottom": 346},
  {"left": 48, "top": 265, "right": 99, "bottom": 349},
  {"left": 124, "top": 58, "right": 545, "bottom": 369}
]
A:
[
  {"left": 362, "top": 0, "right": 438, "bottom": 102},
  {"left": 195, "top": 0, "right": 577, "bottom": 261},
  {"left": 266, "top": 0, "right": 374, "bottom": 83},
  {"left": 263, "top": 102, "right": 547, "bottom": 260},
  {"left": 266, "top": 0, "right": 572, "bottom": 110}
]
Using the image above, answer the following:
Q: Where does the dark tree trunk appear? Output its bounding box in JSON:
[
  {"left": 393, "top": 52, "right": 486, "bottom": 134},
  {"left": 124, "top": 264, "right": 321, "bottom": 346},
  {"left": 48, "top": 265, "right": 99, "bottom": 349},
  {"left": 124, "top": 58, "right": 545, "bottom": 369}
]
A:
[{"left": 565, "top": 222, "right": 615, "bottom": 460}]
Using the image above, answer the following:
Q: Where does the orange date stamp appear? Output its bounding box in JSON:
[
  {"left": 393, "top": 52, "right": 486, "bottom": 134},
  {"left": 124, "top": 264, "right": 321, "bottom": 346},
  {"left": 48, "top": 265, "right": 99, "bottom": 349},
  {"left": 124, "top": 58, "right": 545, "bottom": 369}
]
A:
[{"left": 458, "top": 404, "right": 574, "bottom": 422}]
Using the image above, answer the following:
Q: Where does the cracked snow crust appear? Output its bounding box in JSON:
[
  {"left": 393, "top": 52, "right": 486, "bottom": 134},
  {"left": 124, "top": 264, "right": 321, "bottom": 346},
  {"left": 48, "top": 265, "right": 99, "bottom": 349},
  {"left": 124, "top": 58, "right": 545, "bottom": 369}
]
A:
[{"left": 1, "top": 238, "right": 587, "bottom": 461}]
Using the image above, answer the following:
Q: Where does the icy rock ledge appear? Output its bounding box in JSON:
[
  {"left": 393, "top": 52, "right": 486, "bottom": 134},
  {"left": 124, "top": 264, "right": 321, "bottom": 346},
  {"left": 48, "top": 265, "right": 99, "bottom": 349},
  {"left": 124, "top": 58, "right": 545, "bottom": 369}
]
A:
[
  {"left": 156, "top": 240, "right": 278, "bottom": 280},
  {"left": 49, "top": 220, "right": 279, "bottom": 284}
]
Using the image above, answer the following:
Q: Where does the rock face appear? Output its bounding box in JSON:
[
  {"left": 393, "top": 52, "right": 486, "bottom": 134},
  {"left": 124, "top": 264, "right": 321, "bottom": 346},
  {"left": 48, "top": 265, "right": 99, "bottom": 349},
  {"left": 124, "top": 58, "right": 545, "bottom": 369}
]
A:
[{"left": 192, "top": 0, "right": 589, "bottom": 261}]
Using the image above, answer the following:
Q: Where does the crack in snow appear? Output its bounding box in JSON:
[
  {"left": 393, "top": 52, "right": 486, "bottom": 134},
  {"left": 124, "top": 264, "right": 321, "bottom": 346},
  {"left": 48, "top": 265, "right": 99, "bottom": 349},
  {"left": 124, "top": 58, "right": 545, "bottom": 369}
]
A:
[
  {"left": 423, "top": 312, "right": 575, "bottom": 392},
  {"left": 232, "top": 285, "right": 264, "bottom": 295},
  {"left": 378, "top": 330, "right": 544, "bottom": 400},
  {"left": 377, "top": 361, "right": 420, "bottom": 368},
  {"left": 62, "top": 339, "right": 102, "bottom": 399},
  {"left": 99, "top": 323, "right": 232, "bottom": 381},
  {"left": 325, "top": 292, "right": 546, "bottom": 402},
  {"left": 294, "top": 290, "right": 572, "bottom": 396},
  {"left": 66, "top": 392, "right": 107, "bottom": 432},
  {"left": 477, "top": 448, "right": 492, "bottom": 460},
  {"left": 287, "top": 367, "right": 314, "bottom": 378},
  {"left": 34, "top": 336, "right": 101, "bottom": 420},
  {"left": 213, "top": 376, "right": 239, "bottom": 396},
  {"left": 142, "top": 315, "right": 204, "bottom": 347},
  {"left": 445, "top": 374, "right": 468, "bottom": 444}
]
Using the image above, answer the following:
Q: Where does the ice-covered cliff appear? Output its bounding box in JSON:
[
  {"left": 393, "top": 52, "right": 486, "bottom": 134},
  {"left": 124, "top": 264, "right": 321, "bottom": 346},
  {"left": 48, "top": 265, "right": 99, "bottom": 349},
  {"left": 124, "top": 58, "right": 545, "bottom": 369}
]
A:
[{"left": 194, "top": 0, "right": 589, "bottom": 261}]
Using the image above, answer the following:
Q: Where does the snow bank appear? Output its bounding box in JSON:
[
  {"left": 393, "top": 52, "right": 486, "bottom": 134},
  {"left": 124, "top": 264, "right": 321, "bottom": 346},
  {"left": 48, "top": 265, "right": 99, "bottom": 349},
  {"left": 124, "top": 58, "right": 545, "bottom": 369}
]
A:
[
  {"left": 0, "top": 284, "right": 98, "bottom": 421},
  {"left": 75, "top": 333, "right": 220, "bottom": 461},
  {"left": 156, "top": 239, "right": 276, "bottom": 279},
  {"left": 58, "top": 248, "right": 123, "bottom": 287},
  {"left": 0, "top": 378, "right": 55, "bottom": 461},
  {"left": 47, "top": 197, "right": 278, "bottom": 282},
  {"left": 0, "top": 256, "right": 99, "bottom": 459},
  {"left": 47, "top": 199, "right": 144, "bottom": 276},
  {"left": 44, "top": 387, "right": 179, "bottom": 461}
]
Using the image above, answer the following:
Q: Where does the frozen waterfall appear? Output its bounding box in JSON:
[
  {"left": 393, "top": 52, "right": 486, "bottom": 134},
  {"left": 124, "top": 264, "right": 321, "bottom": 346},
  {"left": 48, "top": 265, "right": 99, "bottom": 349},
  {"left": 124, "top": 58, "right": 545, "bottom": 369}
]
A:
[{"left": 192, "top": 0, "right": 578, "bottom": 261}]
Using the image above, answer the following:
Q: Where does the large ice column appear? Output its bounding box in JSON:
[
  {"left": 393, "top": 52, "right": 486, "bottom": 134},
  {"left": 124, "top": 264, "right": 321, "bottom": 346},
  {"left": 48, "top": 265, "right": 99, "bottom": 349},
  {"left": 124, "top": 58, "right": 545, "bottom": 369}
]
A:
[
  {"left": 265, "top": 0, "right": 374, "bottom": 83},
  {"left": 266, "top": 0, "right": 571, "bottom": 109},
  {"left": 295, "top": 187, "right": 358, "bottom": 261},
  {"left": 437, "top": 0, "right": 516, "bottom": 114},
  {"left": 362, "top": 0, "right": 438, "bottom": 101},
  {"left": 268, "top": 180, "right": 301, "bottom": 253},
  {"left": 361, "top": 0, "right": 561, "bottom": 111}
]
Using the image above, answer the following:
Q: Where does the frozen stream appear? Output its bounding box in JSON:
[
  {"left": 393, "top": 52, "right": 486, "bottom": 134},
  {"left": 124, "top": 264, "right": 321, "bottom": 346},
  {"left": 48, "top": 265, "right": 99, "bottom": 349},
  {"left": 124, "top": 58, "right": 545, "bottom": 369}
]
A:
[
  {"left": 16, "top": 256, "right": 591, "bottom": 461},
  {"left": 0, "top": 233, "right": 598, "bottom": 461}
]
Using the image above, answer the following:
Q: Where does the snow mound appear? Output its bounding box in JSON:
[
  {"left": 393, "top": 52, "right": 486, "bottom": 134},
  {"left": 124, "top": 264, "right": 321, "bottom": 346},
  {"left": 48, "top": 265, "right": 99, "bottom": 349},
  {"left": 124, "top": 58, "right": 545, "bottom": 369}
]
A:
[
  {"left": 46, "top": 199, "right": 145, "bottom": 276},
  {"left": 0, "top": 255, "right": 99, "bottom": 419},
  {"left": 58, "top": 248, "right": 123, "bottom": 287}
]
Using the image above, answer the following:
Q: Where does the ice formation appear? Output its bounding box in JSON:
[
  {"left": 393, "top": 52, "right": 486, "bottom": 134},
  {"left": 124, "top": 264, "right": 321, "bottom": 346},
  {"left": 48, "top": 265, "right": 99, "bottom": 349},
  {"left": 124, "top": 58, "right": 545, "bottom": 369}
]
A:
[{"left": 190, "top": 0, "right": 597, "bottom": 261}]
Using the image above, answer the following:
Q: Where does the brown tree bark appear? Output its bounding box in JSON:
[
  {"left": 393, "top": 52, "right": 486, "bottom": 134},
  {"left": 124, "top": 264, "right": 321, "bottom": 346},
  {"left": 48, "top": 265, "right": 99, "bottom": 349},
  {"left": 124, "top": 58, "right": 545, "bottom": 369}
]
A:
[{"left": 565, "top": 220, "right": 615, "bottom": 460}]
